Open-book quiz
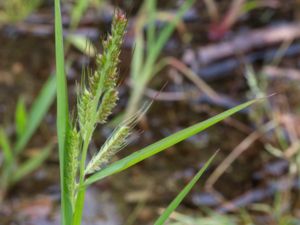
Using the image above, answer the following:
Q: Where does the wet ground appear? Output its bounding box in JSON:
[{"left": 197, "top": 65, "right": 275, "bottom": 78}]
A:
[{"left": 1, "top": 0, "right": 300, "bottom": 224}]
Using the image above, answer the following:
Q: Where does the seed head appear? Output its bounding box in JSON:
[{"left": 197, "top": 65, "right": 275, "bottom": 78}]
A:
[{"left": 85, "top": 125, "right": 130, "bottom": 175}]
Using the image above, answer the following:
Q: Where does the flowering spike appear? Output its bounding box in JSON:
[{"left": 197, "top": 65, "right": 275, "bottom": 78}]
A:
[
  {"left": 65, "top": 125, "right": 80, "bottom": 207},
  {"left": 98, "top": 88, "right": 119, "bottom": 124},
  {"left": 84, "top": 125, "right": 130, "bottom": 175},
  {"left": 89, "top": 10, "right": 127, "bottom": 95},
  {"left": 77, "top": 88, "right": 92, "bottom": 134}
]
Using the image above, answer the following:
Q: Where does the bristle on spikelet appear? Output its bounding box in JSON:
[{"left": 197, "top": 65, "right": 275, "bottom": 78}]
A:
[
  {"left": 84, "top": 104, "right": 150, "bottom": 175},
  {"left": 84, "top": 125, "right": 130, "bottom": 175}
]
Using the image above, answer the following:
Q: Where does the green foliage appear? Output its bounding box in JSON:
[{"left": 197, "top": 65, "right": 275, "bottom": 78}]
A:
[
  {"left": 15, "top": 75, "right": 56, "bottom": 153},
  {"left": 55, "top": 0, "right": 72, "bottom": 222},
  {"left": 155, "top": 152, "right": 217, "bottom": 225},
  {"left": 0, "top": 74, "right": 55, "bottom": 201},
  {"left": 0, "top": 128, "right": 13, "bottom": 166},
  {"left": 70, "top": 0, "right": 104, "bottom": 29},
  {"left": 125, "top": 0, "right": 196, "bottom": 118},
  {"left": 70, "top": 0, "right": 90, "bottom": 29},
  {"left": 84, "top": 99, "right": 255, "bottom": 186},
  {"left": 15, "top": 98, "right": 27, "bottom": 139},
  {"left": 0, "top": 0, "right": 41, "bottom": 24},
  {"left": 11, "top": 144, "right": 52, "bottom": 184},
  {"left": 74, "top": 11, "right": 128, "bottom": 225},
  {"left": 54, "top": 3, "right": 256, "bottom": 225},
  {"left": 246, "top": 66, "right": 289, "bottom": 152}
]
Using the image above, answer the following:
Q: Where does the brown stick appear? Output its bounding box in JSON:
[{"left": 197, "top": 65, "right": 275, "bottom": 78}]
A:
[
  {"left": 205, "top": 122, "right": 276, "bottom": 189},
  {"left": 184, "top": 23, "right": 300, "bottom": 65}
]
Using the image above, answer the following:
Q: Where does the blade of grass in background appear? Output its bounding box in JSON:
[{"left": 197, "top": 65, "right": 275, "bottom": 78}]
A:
[
  {"left": 0, "top": 0, "right": 42, "bottom": 24},
  {"left": 11, "top": 144, "right": 52, "bottom": 184},
  {"left": 15, "top": 97, "right": 27, "bottom": 139},
  {"left": 125, "top": 0, "right": 196, "bottom": 118},
  {"left": 147, "top": 0, "right": 195, "bottom": 66},
  {"left": 14, "top": 74, "right": 56, "bottom": 154},
  {"left": 70, "top": 0, "right": 90, "bottom": 29},
  {"left": 0, "top": 73, "right": 55, "bottom": 202},
  {"left": 154, "top": 152, "right": 217, "bottom": 225},
  {"left": 54, "top": 0, "right": 72, "bottom": 224},
  {"left": 146, "top": 0, "right": 156, "bottom": 49},
  {"left": 85, "top": 99, "right": 256, "bottom": 186},
  {"left": 0, "top": 128, "right": 13, "bottom": 165}
]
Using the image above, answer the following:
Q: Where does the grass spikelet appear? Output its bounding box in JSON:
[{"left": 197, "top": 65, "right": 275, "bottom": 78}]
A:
[
  {"left": 89, "top": 10, "right": 127, "bottom": 95},
  {"left": 84, "top": 125, "right": 130, "bottom": 175},
  {"left": 78, "top": 10, "right": 127, "bottom": 134},
  {"left": 85, "top": 104, "right": 149, "bottom": 176},
  {"left": 77, "top": 88, "right": 92, "bottom": 132},
  {"left": 98, "top": 88, "right": 119, "bottom": 124},
  {"left": 89, "top": 55, "right": 101, "bottom": 96},
  {"left": 65, "top": 125, "right": 80, "bottom": 207}
]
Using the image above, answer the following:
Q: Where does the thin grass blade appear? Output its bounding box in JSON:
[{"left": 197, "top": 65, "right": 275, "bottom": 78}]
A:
[
  {"left": 14, "top": 74, "right": 56, "bottom": 154},
  {"left": 85, "top": 99, "right": 256, "bottom": 186},
  {"left": 154, "top": 152, "right": 217, "bottom": 225},
  {"left": 146, "top": 0, "right": 156, "bottom": 49},
  {"left": 0, "top": 128, "right": 13, "bottom": 165},
  {"left": 15, "top": 97, "right": 27, "bottom": 139},
  {"left": 70, "top": 0, "right": 90, "bottom": 29},
  {"left": 131, "top": 32, "right": 144, "bottom": 81},
  {"left": 148, "top": 0, "right": 195, "bottom": 65},
  {"left": 54, "top": 0, "right": 72, "bottom": 223},
  {"left": 11, "top": 144, "right": 52, "bottom": 184}
]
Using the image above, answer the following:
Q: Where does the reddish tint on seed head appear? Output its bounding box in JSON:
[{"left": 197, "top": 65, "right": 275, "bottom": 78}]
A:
[{"left": 115, "top": 10, "right": 126, "bottom": 22}]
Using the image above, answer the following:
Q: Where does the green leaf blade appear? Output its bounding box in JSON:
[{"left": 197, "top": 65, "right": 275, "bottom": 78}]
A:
[
  {"left": 15, "top": 97, "right": 27, "bottom": 139},
  {"left": 12, "top": 144, "right": 52, "bottom": 184},
  {"left": 154, "top": 152, "right": 217, "bottom": 225},
  {"left": 148, "top": 0, "right": 195, "bottom": 66},
  {"left": 85, "top": 99, "right": 256, "bottom": 186},
  {"left": 54, "top": 0, "right": 72, "bottom": 224},
  {"left": 0, "top": 128, "right": 13, "bottom": 165},
  {"left": 14, "top": 74, "right": 56, "bottom": 154}
]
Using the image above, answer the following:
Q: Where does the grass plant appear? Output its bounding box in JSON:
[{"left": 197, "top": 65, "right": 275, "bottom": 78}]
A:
[
  {"left": 70, "top": 0, "right": 97, "bottom": 29},
  {"left": 55, "top": 1, "right": 256, "bottom": 224},
  {"left": 0, "top": 0, "right": 41, "bottom": 24},
  {"left": 125, "top": 0, "right": 196, "bottom": 118},
  {"left": 0, "top": 74, "right": 56, "bottom": 201},
  {"left": 154, "top": 152, "right": 217, "bottom": 225},
  {"left": 245, "top": 65, "right": 300, "bottom": 223}
]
